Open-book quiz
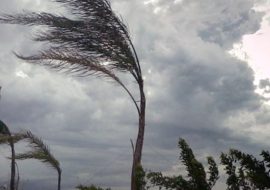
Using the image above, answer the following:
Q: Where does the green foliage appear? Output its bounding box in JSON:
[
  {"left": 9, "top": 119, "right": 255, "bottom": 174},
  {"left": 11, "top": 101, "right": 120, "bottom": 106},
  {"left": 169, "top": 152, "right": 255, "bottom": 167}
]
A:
[
  {"left": 135, "top": 164, "right": 147, "bottom": 190},
  {"left": 75, "top": 166, "right": 147, "bottom": 190},
  {"left": 221, "top": 151, "right": 242, "bottom": 190},
  {"left": 76, "top": 184, "right": 111, "bottom": 190},
  {"left": 14, "top": 130, "right": 62, "bottom": 190},
  {"left": 147, "top": 171, "right": 190, "bottom": 190},
  {"left": 0, "top": 134, "right": 23, "bottom": 145},
  {"left": 0, "top": 120, "right": 9, "bottom": 135},
  {"left": 15, "top": 131, "right": 61, "bottom": 173},
  {"left": 147, "top": 138, "right": 219, "bottom": 190},
  {"left": 221, "top": 149, "right": 270, "bottom": 190},
  {"left": 207, "top": 156, "right": 219, "bottom": 189},
  {"left": 0, "top": 134, "right": 12, "bottom": 144},
  {"left": 179, "top": 138, "right": 209, "bottom": 189}
]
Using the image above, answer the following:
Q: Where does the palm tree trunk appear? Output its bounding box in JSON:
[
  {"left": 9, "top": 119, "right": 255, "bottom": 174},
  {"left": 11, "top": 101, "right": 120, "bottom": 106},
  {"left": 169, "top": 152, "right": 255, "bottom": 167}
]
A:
[
  {"left": 131, "top": 81, "right": 146, "bottom": 190},
  {"left": 15, "top": 162, "right": 20, "bottom": 190},
  {"left": 57, "top": 169, "right": 61, "bottom": 190},
  {"left": 0, "top": 121, "right": 16, "bottom": 190},
  {"left": 9, "top": 135, "right": 16, "bottom": 190}
]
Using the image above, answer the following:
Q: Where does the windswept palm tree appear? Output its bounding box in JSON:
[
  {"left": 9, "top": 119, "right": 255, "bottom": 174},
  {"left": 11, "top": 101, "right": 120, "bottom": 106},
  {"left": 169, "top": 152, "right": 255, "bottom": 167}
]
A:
[
  {"left": 0, "top": 120, "right": 16, "bottom": 190},
  {"left": 15, "top": 131, "right": 62, "bottom": 190},
  {"left": 0, "top": 1, "right": 145, "bottom": 189}
]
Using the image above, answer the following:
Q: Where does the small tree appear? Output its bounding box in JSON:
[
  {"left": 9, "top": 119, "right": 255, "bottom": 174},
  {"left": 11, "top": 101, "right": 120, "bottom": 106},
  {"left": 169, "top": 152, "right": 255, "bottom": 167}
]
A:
[
  {"left": 0, "top": 120, "right": 16, "bottom": 190},
  {"left": 0, "top": 1, "right": 146, "bottom": 189},
  {"left": 0, "top": 87, "right": 17, "bottom": 190},
  {"left": 221, "top": 149, "right": 270, "bottom": 190},
  {"left": 0, "top": 128, "right": 61, "bottom": 190},
  {"left": 76, "top": 184, "right": 111, "bottom": 190},
  {"left": 15, "top": 131, "right": 62, "bottom": 190},
  {"left": 147, "top": 138, "right": 219, "bottom": 190}
]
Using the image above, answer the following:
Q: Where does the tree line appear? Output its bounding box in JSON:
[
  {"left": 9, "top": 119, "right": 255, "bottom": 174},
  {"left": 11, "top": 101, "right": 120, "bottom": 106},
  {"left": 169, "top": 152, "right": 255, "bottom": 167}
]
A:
[{"left": 1, "top": 124, "right": 270, "bottom": 190}]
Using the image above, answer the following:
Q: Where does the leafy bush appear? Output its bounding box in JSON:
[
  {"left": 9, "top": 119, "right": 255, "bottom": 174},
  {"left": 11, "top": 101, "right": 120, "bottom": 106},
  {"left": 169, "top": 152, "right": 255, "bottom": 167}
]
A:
[
  {"left": 76, "top": 184, "right": 111, "bottom": 190},
  {"left": 147, "top": 138, "right": 219, "bottom": 190},
  {"left": 221, "top": 149, "right": 270, "bottom": 189}
]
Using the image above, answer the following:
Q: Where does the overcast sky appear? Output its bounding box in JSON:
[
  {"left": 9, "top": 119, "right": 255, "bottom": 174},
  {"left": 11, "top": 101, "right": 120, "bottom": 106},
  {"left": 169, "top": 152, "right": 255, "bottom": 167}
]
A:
[{"left": 0, "top": 0, "right": 270, "bottom": 189}]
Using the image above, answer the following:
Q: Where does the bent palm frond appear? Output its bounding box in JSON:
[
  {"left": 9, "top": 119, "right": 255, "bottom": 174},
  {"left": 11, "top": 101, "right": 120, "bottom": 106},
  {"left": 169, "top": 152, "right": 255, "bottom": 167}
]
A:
[
  {"left": 0, "top": 135, "right": 11, "bottom": 144},
  {"left": 0, "top": 0, "right": 141, "bottom": 111},
  {"left": 0, "top": 120, "right": 23, "bottom": 144},
  {"left": 0, "top": 134, "right": 24, "bottom": 145},
  {"left": 15, "top": 131, "right": 61, "bottom": 173},
  {"left": 12, "top": 131, "right": 62, "bottom": 190},
  {"left": 0, "top": 0, "right": 141, "bottom": 79}
]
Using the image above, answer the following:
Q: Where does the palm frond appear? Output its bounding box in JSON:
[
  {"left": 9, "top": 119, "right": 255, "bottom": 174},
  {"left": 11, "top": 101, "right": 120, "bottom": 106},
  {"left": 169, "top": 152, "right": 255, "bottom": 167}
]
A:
[
  {"left": 0, "top": 134, "right": 11, "bottom": 144},
  {"left": 15, "top": 150, "right": 59, "bottom": 169},
  {"left": 0, "top": 0, "right": 140, "bottom": 78},
  {"left": 14, "top": 50, "right": 121, "bottom": 81},
  {"left": 15, "top": 131, "right": 61, "bottom": 173},
  {"left": 0, "top": 0, "right": 141, "bottom": 113},
  {"left": 0, "top": 134, "right": 25, "bottom": 145},
  {"left": 0, "top": 12, "right": 77, "bottom": 27}
]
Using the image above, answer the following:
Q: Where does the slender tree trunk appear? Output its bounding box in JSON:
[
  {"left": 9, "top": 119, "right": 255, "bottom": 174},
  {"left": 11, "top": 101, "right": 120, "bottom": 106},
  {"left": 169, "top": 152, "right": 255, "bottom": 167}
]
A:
[
  {"left": 15, "top": 162, "right": 20, "bottom": 190},
  {"left": 0, "top": 121, "right": 16, "bottom": 190},
  {"left": 9, "top": 135, "right": 16, "bottom": 190},
  {"left": 131, "top": 80, "right": 146, "bottom": 190},
  {"left": 57, "top": 170, "right": 61, "bottom": 190}
]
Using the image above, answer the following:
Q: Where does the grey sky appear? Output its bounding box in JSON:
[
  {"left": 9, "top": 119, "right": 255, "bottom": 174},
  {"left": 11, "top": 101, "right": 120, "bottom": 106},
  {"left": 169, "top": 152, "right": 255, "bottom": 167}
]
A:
[{"left": 0, "top": 0, "right": 269, "bottom": 189}]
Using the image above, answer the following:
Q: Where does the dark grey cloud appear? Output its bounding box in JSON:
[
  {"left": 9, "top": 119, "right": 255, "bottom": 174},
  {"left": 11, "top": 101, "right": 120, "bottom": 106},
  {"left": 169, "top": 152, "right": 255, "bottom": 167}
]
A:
[{"left": 0, "top": 0, "right": 269, "bottom": 190}]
